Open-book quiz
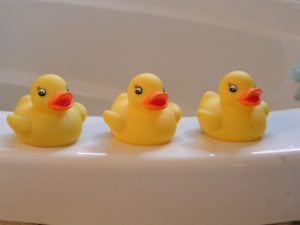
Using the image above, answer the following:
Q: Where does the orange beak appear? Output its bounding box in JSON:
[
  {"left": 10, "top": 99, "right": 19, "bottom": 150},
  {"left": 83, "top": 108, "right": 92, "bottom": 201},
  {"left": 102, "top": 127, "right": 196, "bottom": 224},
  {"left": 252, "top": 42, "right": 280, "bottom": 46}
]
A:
[
  {"left": 48, "top": 92, "right": 73, "bottom": 111},
  {"left": 239, "top": 88, "right": 262, "bottom": 106},
  {"left": 143, "top": 92, "right": 168, "bottom": 110}
]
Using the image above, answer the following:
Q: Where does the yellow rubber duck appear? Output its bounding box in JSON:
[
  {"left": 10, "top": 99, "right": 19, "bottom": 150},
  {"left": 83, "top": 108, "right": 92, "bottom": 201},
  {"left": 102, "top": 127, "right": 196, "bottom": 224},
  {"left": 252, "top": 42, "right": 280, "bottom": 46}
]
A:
[
  {"left": 7, "top": 74, "right": 87, "bottom": 147},
  {"left": 197, "top": 71, "right": 269, "bottom": 142},
  {"left": 103, "top": 73, "right": 182, "bottom": 145}
]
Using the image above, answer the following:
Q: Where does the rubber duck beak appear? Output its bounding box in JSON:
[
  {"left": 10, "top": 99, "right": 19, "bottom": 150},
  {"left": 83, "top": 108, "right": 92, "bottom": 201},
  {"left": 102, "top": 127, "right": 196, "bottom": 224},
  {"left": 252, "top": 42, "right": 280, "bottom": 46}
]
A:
[
  {"left": 48, "top": 91, "right": 73, "bottom": 111},
  {"left": 143, "top": 92, "right": 168, "bottom": 110},
  {"left": 239, "top": 88, "right": 262, "bottom": 106}
]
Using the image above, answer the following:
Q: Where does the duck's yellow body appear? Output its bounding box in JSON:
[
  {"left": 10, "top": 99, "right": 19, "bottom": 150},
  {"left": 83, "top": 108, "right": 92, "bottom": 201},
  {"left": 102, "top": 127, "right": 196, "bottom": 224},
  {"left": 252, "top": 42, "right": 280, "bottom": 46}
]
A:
[
  {"left": 103, "top": 73, "right": 182, "bottom": 146},
  {"left": 197, "top": 71, "right": 269, "bottom": 142},
  {"left": 7, "top": 74, "right": 87, "bottom": 147}
]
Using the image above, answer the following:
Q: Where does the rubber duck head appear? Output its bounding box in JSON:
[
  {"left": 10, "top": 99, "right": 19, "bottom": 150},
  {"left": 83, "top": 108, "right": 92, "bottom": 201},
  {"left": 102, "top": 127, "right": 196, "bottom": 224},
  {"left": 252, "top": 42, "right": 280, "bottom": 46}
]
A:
[
  {"left": 218, "top": 71, "right": 262, "bottom": 110},
  {"left": 127, "top": 73, "right": 168, "bottom": 112},
  {"left": 30, "top": 74, "right": 73, "bottom": 113}
]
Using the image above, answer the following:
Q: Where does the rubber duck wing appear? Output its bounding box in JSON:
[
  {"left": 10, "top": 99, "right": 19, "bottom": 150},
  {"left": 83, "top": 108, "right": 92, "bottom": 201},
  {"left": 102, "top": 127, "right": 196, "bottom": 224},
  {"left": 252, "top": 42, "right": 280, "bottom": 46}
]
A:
[
  {"left": 197, "top": 109, "right": 221, "bottom": 132},
  {"left": 198, "top": 91, "right": 219, "bottom": 109},
  {"left": 102, "top": 110, "right": 125, "bottom": 132},
  {"left": 14, "top": 95, "right": 31, "bottom": 114},
  {"left": 73, "top": 102, "right": 87, "bottom": 122},
  {"left": 7, "top": 114, "right": 31, "bottom": 136},
  {"left": 111, "top": 93, "right": 128, "bottom": 111},
  {"left": 260, "top": 101, "right": 269, "bottom": 116},
  {"left": 168, "top": 102, "right": 182, "bottom": 122},
  {"left": 197, "top": 91, "right": 221, "bottom": 131}
]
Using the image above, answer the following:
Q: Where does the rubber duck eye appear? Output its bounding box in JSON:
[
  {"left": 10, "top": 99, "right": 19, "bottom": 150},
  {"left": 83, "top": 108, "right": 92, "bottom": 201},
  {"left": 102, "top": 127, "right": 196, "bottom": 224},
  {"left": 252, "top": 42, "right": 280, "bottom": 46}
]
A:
[
  {"left": 66, "top": 85, "right": 70, "bottom": 92},
  {"left": 135, "top": 86, "right": 143, "bottom": 95},
  {"left": 38, "top": 88, "right": 46, "bottom": 97},
  {"left": 228, "top": 84, "right": 237, "bottom": 93},
  {"left": 163, "top": 88, "right": 166, "bottom": 93}
]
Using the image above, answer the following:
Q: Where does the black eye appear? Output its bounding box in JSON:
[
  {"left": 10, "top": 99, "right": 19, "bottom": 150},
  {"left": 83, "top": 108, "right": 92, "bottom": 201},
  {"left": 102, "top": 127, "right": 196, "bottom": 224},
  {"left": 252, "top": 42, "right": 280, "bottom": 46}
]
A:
[
  {"left": 66, "top": 84, "right": 70, "bottom": 92},
  {"left": 163, "top": 88, "right": 166, "bottom": 93},
  {"left": 38, "top": 88, "right": 46, "bottom": 97},
  {"left": 229, "top": 84, "right": 237, "bottom": 93},
  {"left": 135, "top": 86, "right": 143, "bottom": 95}
]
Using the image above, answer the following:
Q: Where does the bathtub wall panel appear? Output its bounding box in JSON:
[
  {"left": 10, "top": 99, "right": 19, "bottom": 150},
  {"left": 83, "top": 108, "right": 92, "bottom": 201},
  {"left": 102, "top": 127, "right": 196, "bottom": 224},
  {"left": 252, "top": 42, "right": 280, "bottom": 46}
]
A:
[{"left": 0, "top": 0, "right": 299, "bottom": 115}]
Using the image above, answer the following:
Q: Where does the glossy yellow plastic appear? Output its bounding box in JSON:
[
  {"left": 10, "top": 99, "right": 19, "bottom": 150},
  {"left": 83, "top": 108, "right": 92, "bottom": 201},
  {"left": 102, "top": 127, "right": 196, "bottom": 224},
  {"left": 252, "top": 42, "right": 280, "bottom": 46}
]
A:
[
  {"left": 103, "top": 73, "right": 182, "bottom": 145},
  {"left": 197, "top": 71, "right": 269, "bottom": 142},
  {"left": 7, "top": 74, "right": 87, "bottom": 147}
]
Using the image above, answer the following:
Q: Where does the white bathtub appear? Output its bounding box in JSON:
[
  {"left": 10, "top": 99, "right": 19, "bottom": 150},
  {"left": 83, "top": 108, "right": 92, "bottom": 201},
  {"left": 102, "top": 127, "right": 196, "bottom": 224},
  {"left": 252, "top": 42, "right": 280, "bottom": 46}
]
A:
[{"left": 0, "top": 0, "right": 300, "bottom": 225}]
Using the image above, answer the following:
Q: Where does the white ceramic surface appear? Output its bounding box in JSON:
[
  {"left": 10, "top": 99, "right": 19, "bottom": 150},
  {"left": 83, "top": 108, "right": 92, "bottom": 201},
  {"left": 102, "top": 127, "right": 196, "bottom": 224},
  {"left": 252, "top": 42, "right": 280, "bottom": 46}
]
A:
[{"left": 0, "top": 109, "right": 300, "bottom": 225}]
